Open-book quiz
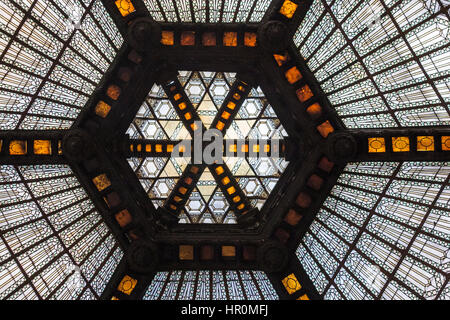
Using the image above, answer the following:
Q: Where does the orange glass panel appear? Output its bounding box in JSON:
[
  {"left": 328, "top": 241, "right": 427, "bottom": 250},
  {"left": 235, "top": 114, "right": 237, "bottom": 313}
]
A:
[
  {"left": 161, "top": 31, "right": 174, "bottom": 45},
  {"left": 392, "top": 137, "right": 410, "bottom": 152},
  {"left": 227, "top": 186, "right": 236, "bottom": 195},
  {"left": 280, "top": 0, "right": 298, "bottom": 19},
  {"left": 202, "top": 32, "right": 216, "bottom": 46},
  {"left": 368, "top": 138, "right": 386, "bottom": 153},
  {"left": 227, "top": 101, "right": 236, "bottom": 110},
  {"left": 93, "top": 174, "right": 111, "bottom": 192},
  {"left": 179, "top": 245, "right": 194, "bottom": 260},
  {"left": 223, "top": 32, "right": 238, "bottom": 46},
  {"left": 216, "top": 121, "right": 225, "bottom": 131},
  {"left": 222, "top": 177, "right": 231, "bottom": 185},
  {"left": 317, "top": 121, "right": 335, "bottom": 138},
  {"left": 237, "top": 203, "right": 245, "bottom": 210},
  {"left": 9, "top": 140, "right": 27, "bottom": 155},
  {"left": 222, "top": 111, "right": 231, "bottom": 120},
  {"left": 285, "top": 67, "right": 302, "bottom": 84},
  {"left": 117, "top": 275, "right": 137, "bottom": 295},
  {"left": 179, "top": 102, "right": 187, "bottom": 110},
  {"left": 174, "top": 93, "right": 182, "bottom": 101},
  {"left": 306, "top": 103, "right": 322, "bottom": 119},
  {"left": 181, "top": 31, "right": 195, "bottom": 46},
  {"left": 167, "top": 144, "right": 174, "bottom": 152},
  {"left": 190, "top": 166, "right": 200, "bottom": 174},
  {"left": 145, "top": 144, "right": 151, "bottom": 152},
  {"left": 417, "top": 136, "right": 435, "bottom": 151},
  {"left": 274, "top": 53, "right": 289, "bottom": 66},
  {"left": 222, "top": 246, "right": 236, "bottom": 257},
  {"left": 185, "top": 112, "right": 192, "bottom": 120},
  {"left": 179, "top": 187, "right": 188, "bottom": 195},
  {"left": 34, "top": 140, "right": 52, "bottom": 155},
  {"left": 282, "top": 273, "right": 302, "bottom": 294},
  {"left": 233, "top": 196, "right": 241, "bottom": 203},
  {"left": 174, "top": 196, "right": 182, "bottom": 202},
  {"left": 297, "top": 294, "right": 309, "bottom": 300},
  {"left": 107, "top": 85, "right": 121, "bottom": 100},
  {"left": 284, "top": 209, "right": 303, "bottom": 226},
  {"left": 115, "top": 209, "right": 132, "bottom": 227},
  {"left": 115, "top": 0, "right": 135, "bottom": 17},
  {"left": 244, "top": 32, "right": 257, "bottom": 47},
  {"left": 442, "top": 136, "right": 450, "bottom": 151},
  {"left": 296, "top": 85, "right": 314, "bottom": 102},
  {"left": 156, "top": 144, "right": 163, "bottom": 153},
  {"left": 95, "top": 101, "right": 111, "bottom": 118},
  {"left": 137, "top": 144, "right": 142, "bottom": 152},
  {"left": 233, "top": 93, "right": 241, "bottom": 100},
  {"left": 190, "top": 123, "right": 198, "bottom": 131}
]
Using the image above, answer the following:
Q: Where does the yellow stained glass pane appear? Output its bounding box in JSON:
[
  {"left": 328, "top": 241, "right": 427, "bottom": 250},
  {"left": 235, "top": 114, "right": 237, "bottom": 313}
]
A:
[
  {"left": 280, "top": 0, "right": 298, "bottom": 18},
  {"left": 117, "top": 275, "right": 137, "bottom": 295},
  {"left": 179, "top": 102, "right": 187, "bottom": 110},
  {"left": 222, "top": 177, "right": 231, "bottom": 185},
  {"left": 222, "top": 111, "right": 231, "bottom": 120},
  {"left": 392, "top": 137, "right": 410, "bottom": 152},
  {"left": 156, "top": 144, "right": 163, "bottom": 152},
  {"left": 145, "top": 144, "right": 151, "bottom": 152},
  {"left": 244, "top": 32, "right": 257, "bottom": 47},
  {"left": 174, "top": 93, "right": 182, "bottom": 101},
  {"left": 215, "top": 166, "right": 224, "bottom": 175},
  {"left": 417, "top": 136, "right": 435, "bottom": 151},
  {"left": 167, "top": 144, "right": 174, "bottom": 152},
  {"left": 368, "top": 138, "right": 386, "bottom": 153},
  {"left": 233, "top": 196, "right": 241, "bottom": 203},
  {"left": 9, "top": 140, "right": 27, "bottom": 155},
  {"left": 306, "top": 103, "right": 322, "bottom": 119},
  {"left": 282, "top": 273, "right": 302, "bottom": 294},
  {"left": 223, "top": 32, "right": 238, "bottom": 46},
  {"left": 297, "top": 294, "right": 309, "bottom": 300},
  {"left": 115, "top": 0, "right": 135, "bottom": 17},
  {"left": 216, "top": 121, "right": 225, "bottom": 131},
  {"left": 161, "top": 31, "right": 174, "bottom": 45},
  {"left": 442, "top": 136, "right": 450, "bottom": 151},
  {"left": 227, "top": 101, "right": 236, "bottom": 110},
  {"left": 227, "top": 186, "right": 236, "bottom": 195},
  {"left": 241, "top": 144, "right": 249, "bottom": 152},
  {"left": 237, "top": 203, "right": 245, "bottom": 210},
  {"left": 253, "top": 145, "right": 260, "bottom": 153},
  {"left": 179, "top": 245, "right": 194, "bottom": 260},
  {"left": 95, "top": 101, "right": 111, "bottom": 118},
  {"left": 34, "top": 140, "right": 52, "bottom": 155},
  {"left": 93, "top": 174, "right": 111, "bottom": 191},
  {"left": 111, "top": 296, "right": 119, "bottom": 300},
  {"left": 285, "top": 67, "right": 302, "bottom": 84},
  {"left": 137, "top": 144, "right": 142, "bottom": 152},
  {"left": 229, "top": 144, "right": 237, "bottom": 152},
  {"left": 185, "top": 112, "right": 192, "bottom": 120}
]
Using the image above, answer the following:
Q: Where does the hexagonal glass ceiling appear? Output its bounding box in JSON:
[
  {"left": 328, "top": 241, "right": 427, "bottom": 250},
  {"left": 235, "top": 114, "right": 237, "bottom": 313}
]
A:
[{"left": 127, "top": 71, "right": 289, "bottom": 224}]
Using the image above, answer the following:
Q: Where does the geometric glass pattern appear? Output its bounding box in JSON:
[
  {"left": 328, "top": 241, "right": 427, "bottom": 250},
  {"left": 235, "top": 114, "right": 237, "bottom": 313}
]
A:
[
  {"left": 127, "top": 71, "right": 289, "bottom": 224},
  {"left": 143, "top": 270, "right": 279, "bottom": 300},
  {"left": 297, "top": 162, "right": 450, "bottom": 300},
  {"left": 294, "top": 0, "right": 450, "bottom": 128},
  {"left": 143, "top": 0, "right": 272, "bottom": 23},
  {"left": 0, "top": 165, "right": 123, "bottom": 300},
  {"left": 0, "top": 0, "right": 123, "bottom": 130}
]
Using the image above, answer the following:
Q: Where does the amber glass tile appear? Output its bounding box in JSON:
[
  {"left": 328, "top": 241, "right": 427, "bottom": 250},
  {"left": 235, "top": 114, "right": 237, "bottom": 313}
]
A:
[
  {"left": 179, "top": 245, "right": 194, "bottom": 260},
  {"left": 284, "top": 209, "right": 303, "bottom": 226},
  {"left": 115, "top": 0, "right": 135, "bottom": 17},
  {"left": 115, "top": 209, "right": 132, "bottom": 227},
  {"left": 317, "top": 121, "right": 335, "bottom": 138},
  {"left": 202, "top": 32, "right": 216, "bottom": 46},
  {"left": 306, "top": 103, "right": 322, "bottom": 119},
  {"left": 9, "top": 140, "right": 27, "bottom": 155},
  {"left": 297, "top": 294, "right": 309, "bottom": 300},
  {"left": 318, "top": 157, "right": 334, "bottom": 173},
  {"left": 280, "top": 0, "right": 298, "bottom": 18},
  {"left": 307, "top": 175, "right": 324, "bottom": 191},
  {"left": 107, "top": 85, "right": 121, "bottom": 100},
  {"left": 221, "top": 246, "right": 236, "bottom": 257},
  {"left": 190, "top": 166, "right": 200, "bottom": 174},
  {"left": 161, "top": 31, "right": 174, "bottom": 45},
  {"left": 216, "top": 121, "right": 225, "bottom": 131},
  {"left": 33, "top": 140, "right": 52, "bottom": 155},
  {"left": 296, "top": 192, "right": 312, "bottom": 208},
  {"left": 274, "top": 53, "right": 289, "bottom": 66},
  {"left": 215, "top": 166, "right": 224, "bottom": 175},
  {"left": 442, "top": 136, "right": 450, "bottom": 151},
  {"left": 296, "top": 85, "right": 314, "bottom": 102},
  {"left": 392, "top": 137, "right": 410, "bottom": 152},
  {"left": 285, "top": 66, "right": 302, "bottom": 84},
  {"left": 223, "top": 32, "right": 238, "bottom": 46},
  {"left": 93, "top": 174, "right": 111, "bottom": 192},
  {"left": 244, "top": 32, "right": 257, "bottom": 47},
  {"left": 95, "top": 101, "right": 111, "bottom": 118},
  {"left": 145, "top": 144, "right": 151, "bottom": 152},
  {"left": 117, "top": 275, "right": 137, "bottom": 295},
  {"left": 181, "top": 31, "right": 195, "bottom": 46},
  {"left": 417, "top": 136, "right": 435, "bottom": 152},
  {"left": 282, "top": 273, "right": 302, "bottom": 294},
  {"left": 227, "top": 101, "right": 236, "bottom": 110},
  {"left": 368, "top": 138, "right": 386, "bottom": 153},
  {"left": 227, "top": 186, "right": 236, "bottom": 195}
]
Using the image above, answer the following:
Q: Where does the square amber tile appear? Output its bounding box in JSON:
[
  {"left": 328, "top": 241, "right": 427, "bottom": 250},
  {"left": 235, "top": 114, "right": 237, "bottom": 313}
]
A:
[
  {"left": 93, "top": 174, "right": 111, "bottom": 192},
  {"left": 33, "top": 140, "right": 52, "bottom": 155},
  {"left": 317, "top": 121, "right": 335, "bottom": 138},
  {"left": 285, "top": 66, "right": 302, "bottom": 84},
  {"left": 161, "top": 31, "right": 174, "bottom": 45},
  {"left": 223, "top": 32, "right": 238, "bottom": 46},
  {"left": 179, "top": 245, "right": 194, "bottom": 260},
  {"left": 115, "top": 209, "right": 132, "bottom": 227},
  {"left": 279, "top": 0, "right": 298, "bottom": 19},
  {"left": 117, "top": 275, "right": 137, "bottom": 295},
  {"left": 95, "top": 101, "right": 111, "bottom": 118},
  {"left": 115, "top": 0, "right": 135, "bottom": 17},
  {"left": 221, "top": 245, "right": 236, "bottom": 258},
  {"left": 392, "top": 137, "right": 410, "bottom": 152},
  {"left": 9, "top": 140, "right": 27, "bottom": 155},
  {"left": 181, "top": 31, "right": 196, "bottom": 46},
  {"left": 417, "top": 136, "right": 435, "bottom": 152},
  {"left": 244, "top": 32, "right": 257, "bottom": 47},
  {"left": 282, "top": 273, "right": 302, "bottom": 294},
  {"left": 202, "top": 32, "right": 216, "bottom": 46},
  {"left": 368, "top": 137, "right": 386, "bottom": 153},
  {"left": 442, "top": 136, "right": 450, "bottom": 151}
]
